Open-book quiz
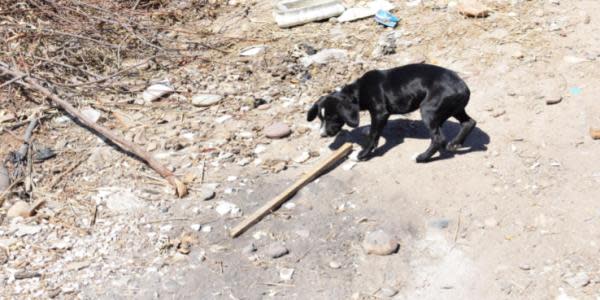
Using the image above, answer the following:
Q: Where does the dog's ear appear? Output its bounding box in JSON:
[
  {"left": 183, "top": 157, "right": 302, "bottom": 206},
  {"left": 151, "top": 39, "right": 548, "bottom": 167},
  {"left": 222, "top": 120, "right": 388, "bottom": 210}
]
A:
[
  {"left": 338, "top": 101, "right": 359, "bottom": 128},
  {"left": 307, "top": 103, "right": 319, "bottom": 121}
]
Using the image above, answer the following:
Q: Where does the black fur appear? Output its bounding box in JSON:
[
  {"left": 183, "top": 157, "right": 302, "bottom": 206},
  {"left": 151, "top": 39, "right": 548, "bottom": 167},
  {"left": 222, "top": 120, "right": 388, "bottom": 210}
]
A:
[{"left": 307, "top": 64, "right": 476, "bottom": 163}]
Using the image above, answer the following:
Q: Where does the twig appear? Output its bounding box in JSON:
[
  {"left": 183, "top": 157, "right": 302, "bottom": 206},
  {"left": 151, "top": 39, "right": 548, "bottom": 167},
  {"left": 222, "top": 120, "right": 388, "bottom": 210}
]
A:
[
  {"left": 0, "top": 74, "right": 26, "bottom": 89},
  {"left": 0, "top": 177, "right": 23, "bottom": 207},
  {"left": 0, "top": 62, "right": 187, "bottom": 197},
  {"left": 454, "top": 211, "right": 462, "bottom": 243},
  {"left": 61, "top": 56, "right": 158, "bottom": 88},
  {"left": 48, "top": 154, "right": 89, "bottom": 189},
  {"left": 16, "top": 118, "right": 38, "bottom": 161}
]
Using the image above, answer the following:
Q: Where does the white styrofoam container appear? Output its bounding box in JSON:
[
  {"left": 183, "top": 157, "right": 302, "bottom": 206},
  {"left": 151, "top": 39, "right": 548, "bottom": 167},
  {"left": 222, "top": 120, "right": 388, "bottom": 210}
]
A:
[{"left": 273, "top": 0, "right": 345, "bottom": 28}]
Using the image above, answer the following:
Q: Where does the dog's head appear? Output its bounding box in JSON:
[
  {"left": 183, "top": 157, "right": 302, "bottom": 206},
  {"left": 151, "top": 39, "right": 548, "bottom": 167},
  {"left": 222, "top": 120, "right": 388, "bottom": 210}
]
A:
[{"left": 307, "top": 92, "right": 359, "bottom": 137}]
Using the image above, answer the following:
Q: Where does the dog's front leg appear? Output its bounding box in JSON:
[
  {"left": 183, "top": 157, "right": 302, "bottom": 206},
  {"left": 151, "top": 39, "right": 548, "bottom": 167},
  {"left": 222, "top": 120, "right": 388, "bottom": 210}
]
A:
[{"left": 357, "top": 113, "right": 389, "bottom": 160}]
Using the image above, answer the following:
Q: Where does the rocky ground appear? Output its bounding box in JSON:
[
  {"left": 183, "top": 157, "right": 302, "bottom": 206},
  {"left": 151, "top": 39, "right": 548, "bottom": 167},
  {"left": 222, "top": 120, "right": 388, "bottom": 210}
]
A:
[{"left": 1, "top": 0, "right": 600, "bottom": 299}]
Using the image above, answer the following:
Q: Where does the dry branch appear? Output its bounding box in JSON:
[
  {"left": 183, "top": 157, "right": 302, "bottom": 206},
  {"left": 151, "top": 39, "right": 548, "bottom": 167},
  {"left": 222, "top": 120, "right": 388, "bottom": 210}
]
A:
[
  {"left": 0, "top": 62, "right": 187, "bottom": 197},
  {"left": 230, "top": 143, "right": 353, "bottom": 238}
]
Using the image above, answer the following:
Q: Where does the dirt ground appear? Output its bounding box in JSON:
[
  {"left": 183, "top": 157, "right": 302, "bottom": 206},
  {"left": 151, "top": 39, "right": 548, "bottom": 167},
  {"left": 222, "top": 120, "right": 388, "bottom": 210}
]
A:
[{"left": 1, "top": 0, "right": 600, "bottom": 299}]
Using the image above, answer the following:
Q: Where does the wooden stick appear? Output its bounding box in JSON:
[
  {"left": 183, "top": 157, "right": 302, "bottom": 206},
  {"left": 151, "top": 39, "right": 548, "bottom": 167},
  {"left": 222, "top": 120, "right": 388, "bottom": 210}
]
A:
[
  {"left": 0, "top": 62, "right": 187, "bottom": 197},
  {"left": 230, "top": 143, "right": 353, "bottom": 238}
]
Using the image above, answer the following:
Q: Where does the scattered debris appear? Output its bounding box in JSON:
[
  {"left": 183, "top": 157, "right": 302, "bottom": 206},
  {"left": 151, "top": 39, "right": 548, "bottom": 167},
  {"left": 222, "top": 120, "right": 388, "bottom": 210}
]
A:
[
  {"left": 569, "top": 87, "right": 582, "bottom": 96},
  {"left": 362, "top": 230, "right": 399, "bottom": 255},
  {"left": 374, "top": 9, "right": 399, "bottom": 28},
  {"left": 337, "top": 0, "right": 395, "bottom": 23},
  {"left": 299, "top": 49, "right": 348, "bottom": 67},
  {"left": 279, "top": 267, "right": 295, "bottom": 281},
  {"left": 273, "top": 0, "right": 345, "bottom": 28}
]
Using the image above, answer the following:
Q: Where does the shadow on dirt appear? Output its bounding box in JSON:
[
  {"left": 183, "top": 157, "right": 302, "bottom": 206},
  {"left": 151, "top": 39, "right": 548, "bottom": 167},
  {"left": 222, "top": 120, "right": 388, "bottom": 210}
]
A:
[{"left": 328, "top": 118, "right": 491, "bottom": 162}]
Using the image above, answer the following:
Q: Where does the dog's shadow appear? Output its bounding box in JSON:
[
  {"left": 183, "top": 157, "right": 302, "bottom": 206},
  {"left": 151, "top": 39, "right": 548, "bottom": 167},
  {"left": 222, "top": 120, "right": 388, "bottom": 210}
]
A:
[{"left": 328, "top": 118, "right": 490, "bottom": 161}]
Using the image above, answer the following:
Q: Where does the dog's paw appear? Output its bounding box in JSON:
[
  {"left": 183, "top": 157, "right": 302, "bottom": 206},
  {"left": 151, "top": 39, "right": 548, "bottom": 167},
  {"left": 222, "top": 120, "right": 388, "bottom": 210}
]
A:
[
  {"left": 357, "top": 149, "right": 371, "bottom": 161},
  {"left": 415, "top": 153, "right": 430, "bottom": 163},
  {"left": 446, "top": 142, "right": 461, "bottom": 152}
]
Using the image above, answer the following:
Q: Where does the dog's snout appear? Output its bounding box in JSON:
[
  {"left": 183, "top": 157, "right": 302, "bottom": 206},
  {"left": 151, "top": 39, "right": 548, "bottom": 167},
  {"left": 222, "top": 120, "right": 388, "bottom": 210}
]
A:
[{"left": 319, "top": 122, "right": 328, "bottom": 137}]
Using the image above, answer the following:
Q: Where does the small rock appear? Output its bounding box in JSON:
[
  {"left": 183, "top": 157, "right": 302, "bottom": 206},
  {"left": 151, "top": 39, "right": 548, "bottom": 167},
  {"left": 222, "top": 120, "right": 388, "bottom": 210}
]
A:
[
  {"left": 549, "top": 0, "right": 559, "bottom": 5},
  {"left": 7, "top": 201, "right": 31, "bottom": 218},
  {"left": 254, "top": 144, "right": 267, "bottom": 154},
  {"left": 329, "top": 261, "right": 342, "bottom": 269},
  {"left": 215, "top": 201, "right": 238, "bottom": 216},
  {"left": 267, "top": 242, "right": 289, "bottom": 258},
  {"left": 143, "top": 82, "right": 174, "bottom": 102},
  {"left": 372, "top": 31, "right": 402, "bottom": 58},
  {"left": 13, "top": 224, "right": 41, "bottom": 237},
  {"left": 283, "top": 202, "right": 296, "bottom": 210},
  {"left": 458, "top": 0, "right": 490, "bottom": 18},
  {"left": 0, "top": 164, "right": 9, "bottom": 192},
  {"left": 190, "top": 224, "right": 202, "bottom": 231},
  {"left": 240, "top": 45, "right": 266, "bottom": 56},
  {"left": 279, "top": 268, "right": 294, "bottom": 281},
  {"left": 519, "top": 264, "right": 532, "bottom": 271},
  {"left": 362, "top": 230, "right": 399, "bottom": 255},
  {"left": 242, "top": 243, "right": 257, "bottom": 255},
  {"left": 299, "top": 49, "right": 348, "bottom": 67},
  {"left": 484, "top": 217, "right": 498, "bottom": 228},
  {"left": 293, "top": 152, "right": 310, "bottom": 163},
  {"left": 237, "top": 158, "right": 251, "bottom": 166},
  {"left": 201, "top": 225, "right": 212, "bottom": 233},
  {"left": 227, "top": 176, "right": 237, "bottom": 182},
  {"left": 81, "top": 107, "right": 102, "bottom": 123},
  {"left": 379, "top": 287, "right": 398, "bottom": 298},
  {"left": 200, "top": 185, "right": 216, "bottom": 200},
  {"left": 215, "top": 115, "right": 232, "bottom": 124},
  {"left": 265, "top": 122, "right": 292, "bottom": 139},
  {"left": 564, "top": 272, "right": 590, "bottom": 288},
  {"left": 102, "top": 189, "right": 145, "bottom": 212},
  {"left": 192, "top": 94, "right": 223, "bottom": 107}
]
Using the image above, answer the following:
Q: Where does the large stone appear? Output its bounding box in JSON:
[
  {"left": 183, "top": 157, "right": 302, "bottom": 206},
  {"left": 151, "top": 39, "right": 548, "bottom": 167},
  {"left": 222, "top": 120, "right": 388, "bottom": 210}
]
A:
[
  {"left": 7, "top": 201, "right": 31, "bottom": 218},
  {"left": 458, "top": 0, "right": 490, "bottom": 18},
  {"left": 362, "top": 230, "right": 399, "bottom": 255},
  {"left": 264, "top": 122, "right": 292, "bottom": 139},
  {"left": 192, "top": 94, "right": 223, "bottom": 107}
]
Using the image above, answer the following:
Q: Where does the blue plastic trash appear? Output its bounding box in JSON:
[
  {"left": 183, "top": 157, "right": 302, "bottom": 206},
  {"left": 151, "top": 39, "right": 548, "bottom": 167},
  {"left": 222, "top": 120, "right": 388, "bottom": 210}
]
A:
[
  {"left": 375, "top": 9, "right": 399, "bottom": 28},
  {"left": 569, "top": 87, "right": 582, "bottom": 96}
]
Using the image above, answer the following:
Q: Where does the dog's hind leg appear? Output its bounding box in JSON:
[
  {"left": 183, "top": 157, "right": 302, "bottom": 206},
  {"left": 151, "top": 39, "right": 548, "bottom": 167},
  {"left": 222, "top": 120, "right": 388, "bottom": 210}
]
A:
[
  {"left": 446, "top": 109, "right": 476, "bottom": 152},
  {"left": 416, "top": 106, "right": 448, "bottom": 163}
]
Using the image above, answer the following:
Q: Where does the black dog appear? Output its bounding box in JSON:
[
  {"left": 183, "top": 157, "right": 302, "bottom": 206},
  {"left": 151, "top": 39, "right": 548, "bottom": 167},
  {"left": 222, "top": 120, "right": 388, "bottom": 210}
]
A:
[{"left": 307, "top": 64, "right": 476, "bottom": 162}]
